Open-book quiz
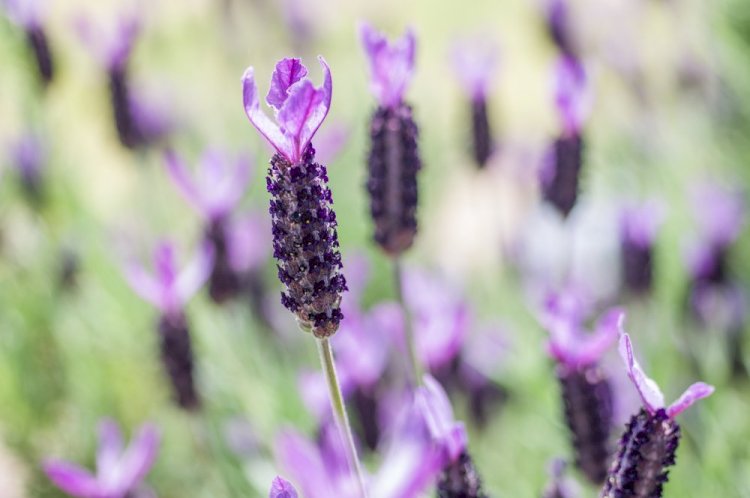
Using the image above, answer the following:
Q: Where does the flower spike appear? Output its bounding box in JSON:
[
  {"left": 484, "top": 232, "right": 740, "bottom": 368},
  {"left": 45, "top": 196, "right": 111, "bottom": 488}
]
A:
[{"left": 242, "top": 56, "right": 332, "bottom": 164}]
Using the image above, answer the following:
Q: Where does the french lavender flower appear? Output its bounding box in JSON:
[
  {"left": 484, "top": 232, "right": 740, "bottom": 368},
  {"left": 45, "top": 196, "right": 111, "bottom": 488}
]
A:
[
  {"left": 360, "top": 23, "right": 422, "bottom": 255},
  {"left": 416, "top": 375, "right": 487, "bottom": 498},
  {"left": 543, "top": 292, "right": 622, "bottom": 485},
  {"left": 544, "top": 0, "right": 577, "bottom": 57},
  {"left": 452, "top": 41, "right": 499, "bottom": 168},
  {"left": 44, "top": 419, "right": 160, "bottom": 498},
  {"left": 601, "top": 332, "right": 715, "bottom": 498},
  {"left": 242, "top": 56, "right": 346, "bottom": 338},
  {"left": 3, "top": 0, "right": 54, "bottom": 85},
  {"left": 124, "top": 241, "right": 213, "bottom": 409},
  {"left": 619, "top": 202, "right": 663, "bottom": 295},
  {"left": 165, "top": 149, "right": 252, "bottom": 303},
  {"left": 540, "top": 56, "right": 590, "bottom": 218},
  {"left": 8, "top": 133, "right": 46, "bottom": 205}
]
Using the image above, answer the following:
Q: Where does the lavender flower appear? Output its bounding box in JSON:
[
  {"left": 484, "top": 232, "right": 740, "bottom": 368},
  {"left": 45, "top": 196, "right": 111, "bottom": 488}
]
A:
[
  {"left": 8, "top": 133, "right": 46, "bottom": 205},
  {"left": 3, "top": 0, "right": 54, "bottom": 85},
  {"left": 44, "top": 419, "right": 160, "bottom": 498},
  {"left": 601, "top": 332, "right": 714, "bottom": 498},
  {"left": 543, "top": 293, "right": 622, "bottom": 485},
  {"left": 166, "top": 149, "right": 252, "bottom": 303},
  {"left": 540, "top": 56, "right": 590, "bottom": 218},
  {"left": 242, "top": 56, "right": 346, "bottom": 338},
  {"left": 124, "top": 241, "right": 213, "bottom": 409},
  {"left": 360, "top": 23, "right": 422, "bottom": 255},
  {"left": 619, "top": 202, "right": 664, "bottom": 294},
  {"left": 416, "top": 375, "right": 487, "bottom": 498},
  {"left": 544, "top": 0, "right": 577, "bottom": 57},
  {"left": 452, "top": 40, "right": 499, "bottom": 168}
]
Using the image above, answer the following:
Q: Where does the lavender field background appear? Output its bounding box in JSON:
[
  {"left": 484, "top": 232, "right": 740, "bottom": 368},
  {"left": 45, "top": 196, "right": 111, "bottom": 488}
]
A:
[{"left": 1, "top": 0, "right": 750, "bottom": 496}]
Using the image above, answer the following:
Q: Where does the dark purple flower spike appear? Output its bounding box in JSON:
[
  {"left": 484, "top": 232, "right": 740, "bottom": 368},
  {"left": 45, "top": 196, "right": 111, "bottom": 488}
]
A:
[
  {"left": 620, "top": 201, "right": 664, "bottom": 294},
  {"left": 360, "top": 23, "right": 422, "bottom": 256},
  {"left": 166, "top": 149, "right": 252, "bottom": 303},
  {"left": 540, "top": 56, "right": 590, "bottom": 218},
  {"left": 4, "top": 0, "right": 54, "bottom": 85},
  {"left": 44, "top": 419, "right": 160, "bottom": 498},
  {"left": 243, "top": 57, "right": 346, "bottom": 338},
  {"left": 544, "top": 293, "right": 622, "bottom": 485},
  {"left": 601, "top": 332, "right": 714, "bottom": 498},
  {"left": 124, "top": 241, "right": 213, "bottom": 409},
  {"left": 452, "top": 41, "right": 499, "bottom": 168}
]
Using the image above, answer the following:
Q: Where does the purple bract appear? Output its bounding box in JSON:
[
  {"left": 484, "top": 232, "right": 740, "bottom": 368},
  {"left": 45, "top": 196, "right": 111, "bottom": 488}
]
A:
[{"left": 360, "top": 23, "right": 416, "bottom": 109}]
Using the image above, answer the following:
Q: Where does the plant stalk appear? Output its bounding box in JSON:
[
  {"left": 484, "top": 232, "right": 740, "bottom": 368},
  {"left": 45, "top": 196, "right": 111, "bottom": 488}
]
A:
[{"left": 393, "top": 258, "right": 423, "bottom": 385}]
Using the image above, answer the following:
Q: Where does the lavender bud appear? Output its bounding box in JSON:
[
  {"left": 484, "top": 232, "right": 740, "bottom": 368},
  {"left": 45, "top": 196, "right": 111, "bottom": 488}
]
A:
[
  {"left": 437, "top": 452, "right": 488, "bottom": 498},
  {"left": 600, "top": 409, "right": 680, "bottom": 498},
  {"left": 108, "top": 66, "right": 140, "bottom": 149},
  {"left": 267, "top": 143, "right": 346, "bottom": 338},
  {"left": 542, "top": 133, "right": 583, "bottom": 218},
  {"left": 558, "top": 365, "right": 613, "bottom": 485},
  {"left": 470, "top": 98, "right": 493, "bottom": 168},
  {"left": 26, "top": 25, "right": 54, "bottom": 85},
  {"left": 158, "top": 313, "right": 200, "bottom": 410},
  {"left": 366, "top": 103, "right": 421, "bottom": 255},
  {"left": 205, "top": 219, "right": 241, "bottom": 303}
]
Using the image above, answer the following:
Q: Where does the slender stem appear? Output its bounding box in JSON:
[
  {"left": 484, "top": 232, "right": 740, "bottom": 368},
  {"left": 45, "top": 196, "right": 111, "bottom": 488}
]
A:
[
  {"left": 316, "top": 337, "right": 369, "bottom": 498},
  {"left": 392, "top": 257, "right": 423, "bottom": 385}
]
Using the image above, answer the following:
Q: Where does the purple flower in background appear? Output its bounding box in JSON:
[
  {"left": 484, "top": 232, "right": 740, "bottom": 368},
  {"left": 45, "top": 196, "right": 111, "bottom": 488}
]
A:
[
  {"left": 3, "top": 0, "right": 54, "bottom": 85},
  {"left": 602, "top": 332, "right": 714, "bottom": 497},
  {"left": 619, "top": 201, "right": 664, "bottom": 294},
  {"left": 8, "top": 133, "right": 46, "bottom": 205},
  {"left": 124, "top": 241, "right": 213, "bottom": 409},
  {"left": 44, "top": 419, "right": 160, "bottom": 498},
  {"left": 452, "top": 40, "right": 499, "bottom": 168},
  {"left": 544, "top": 0, "right": 577, "bottom": 57},
  {"left": 243, "top": 57, "right": 346, "bottom": 337},
  {"left": 269, "top": 476, "right": 298, "bottom": 498},
  {"left": 540, "top": 56, "right": 590, "bottom": 218},
  {"left": 166, "top": 149, "right": 253, "bottom": 303},
  {"left": 541, "top": 459, "right": 580, "bottom": 498},
  {"left": 542, "top": 292, "right": 621, "bottom": 484},
  {"left": 361, "top": 23, "right": 422, "bottom": 255}
]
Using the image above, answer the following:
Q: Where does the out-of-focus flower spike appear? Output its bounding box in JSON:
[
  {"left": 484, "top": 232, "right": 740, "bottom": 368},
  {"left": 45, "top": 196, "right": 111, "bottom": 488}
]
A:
[
  {"left": 3, "top": 0, "right": 54, "bottom": 85},
  {"left": 269, "top": 476, "right": 299, "bottom": 498},
  {"left": 620, "top": 201, "right": 664, "bottom": 294},
  {"left": 554, "top": 55, "right": 590, "bottom": 137},
  {"left": 544, "top": 0, "right": 577, "bottom": 57}
]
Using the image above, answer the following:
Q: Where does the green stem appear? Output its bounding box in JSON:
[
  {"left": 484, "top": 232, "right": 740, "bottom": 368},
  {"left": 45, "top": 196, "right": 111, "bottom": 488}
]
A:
[
  {"left": 393, "top": 257, "right": 423, "bottom": 385},
  {"left": 316, "top": 337, "right": 369, "bottom": 498}
]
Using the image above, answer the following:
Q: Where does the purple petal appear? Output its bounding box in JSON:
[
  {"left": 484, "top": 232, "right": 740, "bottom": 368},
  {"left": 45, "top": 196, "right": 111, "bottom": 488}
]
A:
[
  {"left": 227, "top": 212, "right": 271, "bottom": 273},
  {"left": 196, "top": 150, "right": 252, "bottom": 219},
  {"left": 242, "top": 67, "right": 294, "bottom": 160},
  {"left": 360, "top": 23, "right": 416, "bottom": 108},
  {"left": 164, "top": 150, "right": 203, "bottom": 214},
  {"left": 666, "top": 382, "right": 715, "bottom": 418},
  {"left": 691, "top": 183, "right": 745, "bottom": 247},
  {"left": 123, "top": 261, "right": 164, "bottom": 310},
  {"left": 267, "top": 58, "right": 309, "bottom": 110},
  {"left": 174, "top": 242, "right": 214, "bottom": 308},
  {"left": 108, "top": 423, "right": 160, "bottom": 495},
  {"left": 269, "top": 476, "right": 299, "bottom": 498},
  {"left": 618, "top": 332, "right": 664, "bottom": 413},
  {"left": 43, "top": 460, "right": 100, "bottom": 498},
  {"left": 620, "top": 201, "right": 665, "bottom": 249},
  {"left": 574, "top": 307, "right": 623, "bottom": 366},
  {"left": 451, "top": 39, "right": 499, "bottom": 100},
  {"left": 415, "top": 375, "right": 467, "bottom": 463},
  {"left": 275, "top": 430, "right": 336, "bottom": 497},
  {"left": 554, "top": 55, "right": 590, "bottom": 135},
  {"left": 97, "top": 419, "right": 124, "bottom": 477}
]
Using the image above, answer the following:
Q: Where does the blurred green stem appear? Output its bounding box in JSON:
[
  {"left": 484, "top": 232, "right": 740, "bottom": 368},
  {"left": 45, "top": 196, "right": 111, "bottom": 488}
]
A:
[
  {"left": 316, "top": 337, "right": 368, "bottom": 498},
  {"left": 393, "top": 258, "right": 423, "bottom": 385}
]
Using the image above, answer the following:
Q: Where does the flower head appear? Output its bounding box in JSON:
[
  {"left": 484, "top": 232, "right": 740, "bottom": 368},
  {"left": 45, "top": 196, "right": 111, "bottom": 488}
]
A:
[
  {"left": 360, "top": 23, "right": 416, "bottom": 109},
  {"left": 618, "top": 331, "right": 714, "bottom": 418},
  {"left": 543, "top": 292, "right": 623, "bottom": 370},
  {"left": 44, "top": 419, "right": 160, "bottom": 498},
  {"left": 242, "top": 57, "right": 332, "bottom": 165},
  {"left": 123, "top": 241, "right": 214, "bottom": 318},
  {"left": 76, "top": 13, "right": 140, "bottom": 71},
  {"left": 165, "top": 149, "right": 252, "bottom": 222},
  {"left": 553, "top": 55, "right": 590, "bottom": 136},
  {"left": 451, "top": 39, "right": 499, "bottom": 102}
]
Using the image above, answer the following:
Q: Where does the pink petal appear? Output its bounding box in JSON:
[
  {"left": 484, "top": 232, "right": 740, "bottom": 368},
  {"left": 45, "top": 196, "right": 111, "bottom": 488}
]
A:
[
  {"left": 43, "top": 460, "right": 100, "bottom": 497},
  {"left": 97, "top": 419, "right": 124, "bottom": 476},
  {"left": 269, "top": 476, "right": 299, "bottom": 498},
  {"left": 666, "top": 382, "right": 715, "bottom": 418},
  {"left": 112, "top": 423, "right": 160, "bottom": 494},
  {"left": 242, "top": 67, "right": 293, "bottom": 160},
  {"left": 267, "top": 58, "right": 309, "bottom": 110},
  {"left": 618, "top": 332, "right": 665, "bottom": 413}
]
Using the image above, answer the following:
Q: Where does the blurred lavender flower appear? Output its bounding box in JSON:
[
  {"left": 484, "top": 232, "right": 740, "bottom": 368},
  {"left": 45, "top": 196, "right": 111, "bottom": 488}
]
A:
[
  {"left": 314, "top": 123, "right": 351, "bottom": 166},
  {"left": 619, "top": 201, "right": 664, "bottom": 294},
  {"left": 416, "top": 375, "right": 487, "bottom": 498},
  {"left": 3, "top": 0, "right": 54, "bottom": 85},
  {"left": 360, "top": 23, "right": 422, "bottom": 255},
  {"left": 544, "top": 0, "right": 577, "bottom": 57},
  {"left": 166, "top": 149, "right": 252, "bottom": 303},
  {"left": 269, "top": 476, "right": 298, "bottom": 498},
  {"left": 540, "top": 56, "right": 590, "bottom": 218},
  {"left": 542, "top": 292, "right": 622, "bottom": 485},
  {"left": 602, "top": 331, "right": 714, "bottom": 497},
  {"left": 541, "top": 459, "right": 580, "bottom": 498},
  {"left": 77, "top": 14, "right": 169, "bottom": 149},
  {"left": 243, "top": 56, "right": 347, "bottom": 337},
  {"left": 452, "top": 40, "right": 499, "bottom": 168},
  {"left": 8, "top": 133, "right": 46, "bottom": 205},
  {"left": 44, "top": 419, "right": 160, "bottom": 498},
  {"left": 124, "top": 241, "right": 213, "bottom": 409}
]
